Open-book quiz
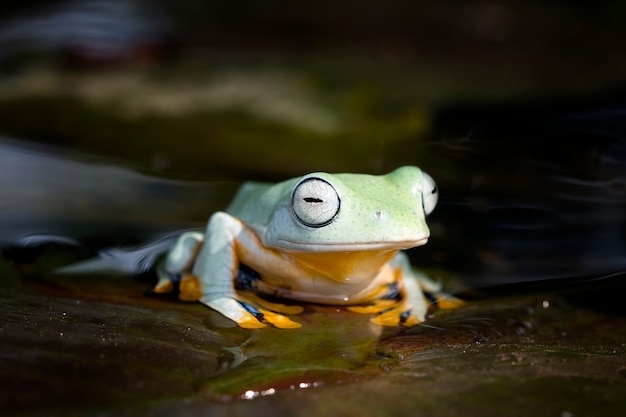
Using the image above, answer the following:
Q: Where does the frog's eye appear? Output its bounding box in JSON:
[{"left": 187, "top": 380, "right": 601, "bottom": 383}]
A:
[
  {"left": 291, "top": 177, "right": 340, "bottom": 227},
  {"left": 421, "top": 172, "right": 438, "bottom": 215}
]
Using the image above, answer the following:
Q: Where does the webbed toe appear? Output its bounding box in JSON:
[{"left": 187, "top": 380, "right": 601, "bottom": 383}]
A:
[
  {"left": 178, "top": 273, "right": 203, "bottom": 301},
  {"left": 238, "top": 296, "right": 303, "bottom": 329},
  {"left": 201, "top": 294, "right": 302, "bottom": 329},
  {"left": 153, "top": 279, "right": 174, "bottom": 294},
  {"left": 369, "top": 306, "right": 421, "bottom": 327}
]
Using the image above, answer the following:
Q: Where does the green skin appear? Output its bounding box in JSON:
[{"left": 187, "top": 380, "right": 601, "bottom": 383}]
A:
[{"left": 156, "top": 166, "right": 441, "bottom": 329}]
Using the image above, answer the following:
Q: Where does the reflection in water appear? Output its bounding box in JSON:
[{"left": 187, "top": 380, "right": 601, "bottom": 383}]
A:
[
  {"left": 198, "top": 307, "right": 384, "bottom": 401},
  {"left": 0, "top": 136, "right": 237, "bottom": 248},
  {"left": 56, "top": 232, "right": 183, "bottom": 274}
]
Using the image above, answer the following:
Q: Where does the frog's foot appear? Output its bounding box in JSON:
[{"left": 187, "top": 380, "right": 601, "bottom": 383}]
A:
[
  {"left": 348, "top": 300, "right": 421, "bottom": 327},
  {"left": 237, "top": 291, "right": 304, "bottom": 315},
  {"left": 178, "top": 273, "right": 203, "bottom": 301},
  {"left": 153, "top": 276, "right": 175, "bottom": 294},
  {"left": 153, "top": 265, "right": 177, "bottom": 294},
  {"left": 201, "top": 294, "right": 303, "bottom": 329},
  {"left": 423, "top": 290, "right": 464, "bottom": 311},
  {"left": 153, "top": 270, "right": 203, "bottom": 301},
  {"left": 347, "top": 299, "right": 398, "bottom": 315},
  {"left": 372, "top": 305, "right": 422, "bottom": 327}
]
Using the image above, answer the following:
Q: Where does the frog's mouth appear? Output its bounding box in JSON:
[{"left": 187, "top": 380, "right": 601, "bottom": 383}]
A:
[{"left": 275, "top": 237, "right": 429, "bottom": 252}]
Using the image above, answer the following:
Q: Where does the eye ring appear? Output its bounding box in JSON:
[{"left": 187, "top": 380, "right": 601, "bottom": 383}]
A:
[
  {"left": 291, "top": 177, "right": 340, "bottom": 227},
  {"left": 421, "top": 172, "right": 438, "bottom": 215}
]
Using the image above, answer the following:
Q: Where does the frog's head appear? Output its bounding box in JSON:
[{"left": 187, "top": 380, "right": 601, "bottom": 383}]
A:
[{"left": 264, "top": 166, "right": 438, "bottom": 252}]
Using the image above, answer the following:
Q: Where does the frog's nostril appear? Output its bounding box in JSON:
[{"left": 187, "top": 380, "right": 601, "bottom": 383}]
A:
[{"left": 373, "top": 210, "right": 385, "bottom": 219}]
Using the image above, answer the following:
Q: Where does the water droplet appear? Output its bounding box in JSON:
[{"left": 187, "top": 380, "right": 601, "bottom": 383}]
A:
[{"left": 242, "top": 390, "right": 256, "bottom": 400}]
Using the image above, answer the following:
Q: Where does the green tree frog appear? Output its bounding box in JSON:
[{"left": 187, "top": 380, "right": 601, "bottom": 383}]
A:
[{"left": 155, "top": 166, "right": 457, "bottom": 329}]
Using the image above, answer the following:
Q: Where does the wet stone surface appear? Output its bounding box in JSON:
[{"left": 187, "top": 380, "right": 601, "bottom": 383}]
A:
[{"left": 1, "top": 260, "right": 625, "bottom": 416}]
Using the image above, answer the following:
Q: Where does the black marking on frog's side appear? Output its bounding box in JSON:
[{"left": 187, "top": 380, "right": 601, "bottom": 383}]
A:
[
  {"left": 374, "top": 307, "right": 394, "bottom": 317},
  {"left": 238, "top": 300, "right": 265, "bottom": 322},
  {"left": 399, "top": 309, "right": 412, "bottom": 324},
  {"left": 423, "top": 290, "right": 439, "bottom": 307},
  {"left": 235, "top": 264, "right": 261, "bottom": 290},
  {"left": 380, "top": 282, "right": 402, "bottom": 301}
]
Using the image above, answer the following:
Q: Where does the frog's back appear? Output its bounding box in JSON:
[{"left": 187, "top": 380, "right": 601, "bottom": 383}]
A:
[
  {"left": 226, "top": 182, "right": 272, "bottom": 215},
  {"left": 225, "top": 179, "right": 294, "bottom": 227}
]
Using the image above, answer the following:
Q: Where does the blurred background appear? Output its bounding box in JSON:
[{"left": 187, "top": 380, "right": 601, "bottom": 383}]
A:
[{"left": 2, "top": 0, "right": 626, "bottom": 290}]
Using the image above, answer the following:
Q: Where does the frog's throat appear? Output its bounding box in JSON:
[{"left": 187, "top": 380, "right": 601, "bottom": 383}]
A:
[
  {"left": 273, "top": 238, "right": 428, "bottom": 252},
  {"left": 255, "top": 250, "right": 402, "bottom": 304},
  {"left": 281, "top": 249, "right": 396, "bottom": 286}
]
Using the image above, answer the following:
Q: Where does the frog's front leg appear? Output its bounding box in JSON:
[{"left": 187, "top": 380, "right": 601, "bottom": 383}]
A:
[
  {"left": 155, "top": 231, "right": 204, "bottom": 300},
  {"left": 348, "top": 252, "right": 461, "bottom": 327},
  {"left": 193, "top": 212, "right": 302, "bottom": 329}
]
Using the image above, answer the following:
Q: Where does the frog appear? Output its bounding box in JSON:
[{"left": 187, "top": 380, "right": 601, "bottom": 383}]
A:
[{"left": 154, "top": 166, "right": 459, "bottom": 329}]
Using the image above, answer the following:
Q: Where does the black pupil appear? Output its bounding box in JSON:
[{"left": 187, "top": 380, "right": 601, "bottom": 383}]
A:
[
  {"left": 304, "top": 197, "right": 323, "bottom": 203},
  {"left": 431, "top": 187, "right": 437, "bottom": 194}
]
